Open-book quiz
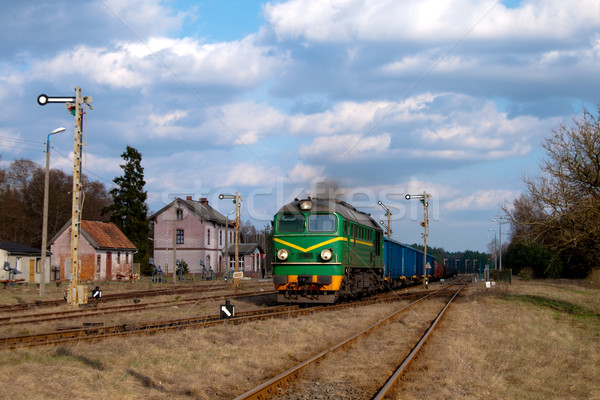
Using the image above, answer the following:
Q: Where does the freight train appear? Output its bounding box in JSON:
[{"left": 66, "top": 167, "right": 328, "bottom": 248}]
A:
[{"left": 272, "top": 197, "right": 436, "bottom": 304}]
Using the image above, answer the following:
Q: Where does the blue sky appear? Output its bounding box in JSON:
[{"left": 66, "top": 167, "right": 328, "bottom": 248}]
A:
[{"left": 1, "top": 0, "right": 599, "bottom": 252}]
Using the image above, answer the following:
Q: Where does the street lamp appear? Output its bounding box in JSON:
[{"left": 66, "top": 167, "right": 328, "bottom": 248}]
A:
[
  {"left": 40, "top": 127, "right": 66, "bottom": 296},
  {"left": 219, "top": 192, "right": 243, "bottom": 289},
  {"left": 377, "top": 201, "right": 392, "bottom": 238},
  {"left": 405, "top": 192, "right": 431, "bottom": 283}
]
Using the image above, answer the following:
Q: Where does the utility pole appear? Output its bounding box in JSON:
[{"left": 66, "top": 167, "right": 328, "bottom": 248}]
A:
[
  {"left": 492, "top": 217, "right": 508, "bottom": 271},
  {"left": 37, "top": 87, "right": 93, "bottom": 307}
]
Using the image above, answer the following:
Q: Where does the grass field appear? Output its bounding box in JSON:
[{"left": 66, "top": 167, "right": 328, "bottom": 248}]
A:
[{"left": 1, "top": 278, "right": 598, "bottom": 399}]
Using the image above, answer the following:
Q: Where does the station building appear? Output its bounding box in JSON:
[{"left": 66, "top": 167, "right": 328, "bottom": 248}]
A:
[
  {"left": 50, "top": 220, "right": 137, "bottom": 281},
  {"left": 150, "top": 197, "right": 264, "bottom": 277}
]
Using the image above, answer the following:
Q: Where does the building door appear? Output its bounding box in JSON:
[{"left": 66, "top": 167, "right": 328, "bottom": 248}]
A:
[
  {"left": 106, "top": 252, "right": 112, "bottom": 280},
  {"left": 29, "top": 259, "right": 35, "bottom": 283}
]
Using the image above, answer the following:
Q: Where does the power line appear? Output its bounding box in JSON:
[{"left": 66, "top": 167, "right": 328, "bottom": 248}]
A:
[
  {"left": 0, "top": 135, "right": 44, "bottom": 146},
  {"left": 50, "top": 146, "right": 116, "bottom": 187},
  {"left": 0, "top": 143, "right": 45, "bottom": 152}
]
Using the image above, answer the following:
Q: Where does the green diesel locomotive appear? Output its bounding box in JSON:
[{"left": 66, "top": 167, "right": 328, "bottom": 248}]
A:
[{"left": 272, "top": 197, "right": 385, "bottom": 303}]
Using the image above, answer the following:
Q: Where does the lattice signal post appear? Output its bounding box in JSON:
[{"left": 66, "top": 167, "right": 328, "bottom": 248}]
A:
[
  {"left": 219, "top": 192, "right": 243, "bottom": 289},
  {"left": 405, "top": 192, "right": 431, "bottom": 285},
  {"left": 377, "top": 201, "right": 392, "bottom": 238},
  {"left": 38, "top": 87, "right": 93, "bottom": 307}
]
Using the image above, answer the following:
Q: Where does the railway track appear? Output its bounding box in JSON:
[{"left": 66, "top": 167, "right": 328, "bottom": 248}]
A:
[
  {"left": 234, "top": 280, "right": 466, "bottom": 399},
  {"left": 0, "top": 281, "right": 458, "bottom": 350},
  {"left": 0, "top": 281, "right": 270, "bottom": 312},
  {"left": 0, "top": 289, "right": 277, "bottom": 327}
]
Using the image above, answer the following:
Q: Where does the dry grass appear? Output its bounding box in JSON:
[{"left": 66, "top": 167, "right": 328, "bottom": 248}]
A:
[
  {"left": 396, "top": 280, "right": 600, "bottom": 399},
  {"left": 0, "top": 279, "right": 598, "bottom": 400},
  {"left": 0, "top": 298, "right": 411, "bottom": 400}
]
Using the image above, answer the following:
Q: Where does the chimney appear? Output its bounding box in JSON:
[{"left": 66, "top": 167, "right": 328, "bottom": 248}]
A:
[
  {"left": 186, "top": 196, "right": 193, "bottom": 201},
  {"left": 199, "top": 197, "right": 209, "bottom": 207}
]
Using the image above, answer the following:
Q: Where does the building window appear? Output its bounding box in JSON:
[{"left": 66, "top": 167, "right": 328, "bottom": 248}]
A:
[
  {"left": 219, "top": 230, "right": 222, "bottom": 246},
  {"left": 117, "top": 252, "right": 121, "bottom": 264},
  {"left": 229, "top": 257, "right": 243, "bottom": 270},
  {"left": 96, "top": 255, "right": 101, "bottom": 274},
  {"left": 207, "top": 229, "right": 211, "bottom": 246},
  {"left": 176, "top": 229, "right": 184, "bottom": 244},
  {"left": 176, "top": 208, "right": 183, "bottom": 220}
]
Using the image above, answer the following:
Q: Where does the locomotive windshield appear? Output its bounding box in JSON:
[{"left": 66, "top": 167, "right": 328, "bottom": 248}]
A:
[
  {"left": 308, "top": 213, "right": 336, "bottom": 232},
  {"left": 277, "top": 213, "right": 305, "bottom": 232}
]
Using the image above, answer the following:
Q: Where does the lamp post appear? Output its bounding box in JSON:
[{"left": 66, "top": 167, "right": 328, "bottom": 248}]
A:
[
  {"left": 219, "top": 192, "right": 242, "bottom": 289},
  {"left": 377, "top": 201, "right": 392, "bottom": 238},
  {"left": 405, "top": 191, "right": 431, "bottom": 283},
  {"left": 40, "top": 127, "right": 66, "bottom": 297}
]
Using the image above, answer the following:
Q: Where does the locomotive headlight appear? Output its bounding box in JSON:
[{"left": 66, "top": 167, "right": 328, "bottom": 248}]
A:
[
  {"left": 277, "top": 249, "right": 289, "bottom": 261},
  {"left": 299, "top": 199, "right": 312, "bottom": 210},
  {"left": 320, "top": 248, "right": 333, "bottom": 261}
]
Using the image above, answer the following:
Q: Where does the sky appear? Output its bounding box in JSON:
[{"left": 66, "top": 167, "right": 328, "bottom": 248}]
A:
[{"left": 1, "top": 0, "right": 599, "bottom": 253}]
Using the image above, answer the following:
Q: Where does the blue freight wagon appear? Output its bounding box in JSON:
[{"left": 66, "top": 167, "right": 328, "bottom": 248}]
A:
[{"left": 384, "top": 238, "right": 435, "bottom": 284}]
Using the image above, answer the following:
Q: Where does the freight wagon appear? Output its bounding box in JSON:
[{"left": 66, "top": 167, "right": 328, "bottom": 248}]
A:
[{"left": 383, "top": 238, "right": 435, "bottom": 288}]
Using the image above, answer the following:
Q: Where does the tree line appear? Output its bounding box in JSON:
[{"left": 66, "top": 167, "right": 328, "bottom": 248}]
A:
[
  {"left": 0, "top": 157, "right": 112, "bottom": 248},
  {"left": 502, "top": 105, "right": 600, "bottom": 279}
]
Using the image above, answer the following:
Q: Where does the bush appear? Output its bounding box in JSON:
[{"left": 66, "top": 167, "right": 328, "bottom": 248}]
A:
[
  {"left": 517, "top": 267, "right": 533, "bottom": 281},
  {"left": 586, "top": 269, "right": 600, "bottom": 288}
]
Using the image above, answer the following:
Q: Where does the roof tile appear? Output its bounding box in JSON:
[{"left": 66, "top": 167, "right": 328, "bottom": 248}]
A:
[{"left": 81, "top": 221, "right": 136, "bottom": 250}]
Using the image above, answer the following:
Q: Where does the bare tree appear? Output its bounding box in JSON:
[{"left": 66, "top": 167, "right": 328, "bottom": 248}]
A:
[
  {"left": 505, "top": 105, "right": 600, "bottom": 276},
  {"left": 0, "top": 158, "right": 112, "bottom": 248}
]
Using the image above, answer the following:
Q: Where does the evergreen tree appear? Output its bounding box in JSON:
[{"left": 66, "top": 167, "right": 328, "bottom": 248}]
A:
[{"left": 103, "top": 146, "right": 150, "bottom": 275}]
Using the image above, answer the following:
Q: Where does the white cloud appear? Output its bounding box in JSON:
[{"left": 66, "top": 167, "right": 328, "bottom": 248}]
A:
[
  {"left": 101, "top": 0, "right": 190, "bottom": 35},
  {"left": 288, "top": 101, "right": 390, "bottom": 135},
  {"left": 196, "top": 101, "right": 287, "bottom": 145},
  {"left": 287, "top": 162, "right": 324, "bottom": 182},
  {"left": 220, "top": 163, "right": 284, "bottom": 187},
  {"left": 28, "top": 35, "right": 287, "bottom": 89},
  {"left": 148, "top": 110, "right": 189, "bottom": 138},
  {"left": 443, "top": 189, "right": 519, "bottom": 212},
  {"left": 412, "top": 97, "right": 543, "bottom": 159},
  {"left": 299, "top": 132, "right": 390, "bottom": 160},
  {"left": 265, "top": 0, "right": 600, "bottom": 43}
]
